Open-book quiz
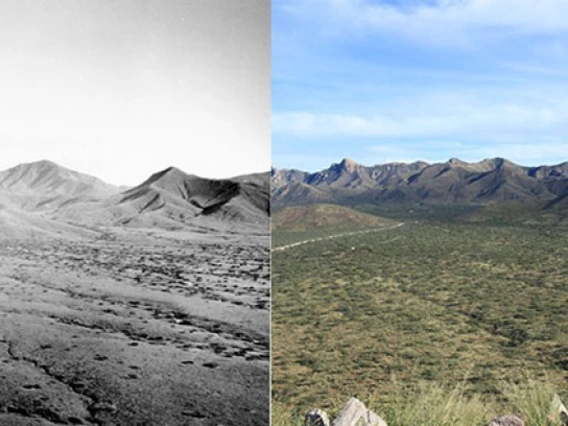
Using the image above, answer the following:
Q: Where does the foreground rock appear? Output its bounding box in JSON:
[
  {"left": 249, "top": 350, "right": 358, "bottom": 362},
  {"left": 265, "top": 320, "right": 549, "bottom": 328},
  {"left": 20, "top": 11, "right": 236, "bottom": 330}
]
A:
[
  {"left": 305, "top": 394, "right": 568, "bottom": 426},
  {"left": 305, "top": 408, "right": 330, "bottom": 426},
  {"left": 305, "top": 398, "right": 387, "bottom": 426},
  {"left": 553, "top": 394, "right": 568, "bottom": 425}
]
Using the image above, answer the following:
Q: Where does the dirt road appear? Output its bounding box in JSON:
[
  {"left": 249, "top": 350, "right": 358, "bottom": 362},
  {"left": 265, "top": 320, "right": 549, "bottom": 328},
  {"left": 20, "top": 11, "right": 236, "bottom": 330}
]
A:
[{"left": 272, "top": 222, "right": 405, "bottom": 252}]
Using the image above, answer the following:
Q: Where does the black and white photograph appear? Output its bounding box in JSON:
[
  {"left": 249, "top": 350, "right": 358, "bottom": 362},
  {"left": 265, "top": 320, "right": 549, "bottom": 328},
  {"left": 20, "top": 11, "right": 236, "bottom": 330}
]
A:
[{"left": 0, "top": 1, "right": 270, "bottom": 425}]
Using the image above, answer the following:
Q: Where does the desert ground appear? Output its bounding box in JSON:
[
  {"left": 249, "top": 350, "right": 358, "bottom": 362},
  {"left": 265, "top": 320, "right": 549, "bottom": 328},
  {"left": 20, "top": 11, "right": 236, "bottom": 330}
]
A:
[{"left": 0, "top": 227, "right": 269, "bottom": 426}]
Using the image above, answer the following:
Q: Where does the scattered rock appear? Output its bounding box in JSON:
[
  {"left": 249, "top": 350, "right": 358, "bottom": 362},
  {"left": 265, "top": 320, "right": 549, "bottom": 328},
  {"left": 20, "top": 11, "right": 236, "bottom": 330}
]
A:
[
  {"left": 245, "top": 351, "right": 265, "bottom": 361},
  {"left": 21, "top": 383, "right": 41, "bottom": 390},
  {"left": 182, "top": 409, "right": 207, "bottom": 418},
  {"left": 489, "top": 414, "right": 524, "bottom": 426},
  {"left": 305, "top": 408, "right": 330, "bottom": 426},
  {"left": 89, "top": 401, "right": 117, "bottom": 414}
]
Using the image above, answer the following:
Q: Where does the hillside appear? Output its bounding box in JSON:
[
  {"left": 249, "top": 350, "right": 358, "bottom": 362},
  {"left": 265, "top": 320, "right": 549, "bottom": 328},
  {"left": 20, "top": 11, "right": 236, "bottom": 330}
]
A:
[{"left": 272, "top": 204, "right": 395, "bottom": 232}]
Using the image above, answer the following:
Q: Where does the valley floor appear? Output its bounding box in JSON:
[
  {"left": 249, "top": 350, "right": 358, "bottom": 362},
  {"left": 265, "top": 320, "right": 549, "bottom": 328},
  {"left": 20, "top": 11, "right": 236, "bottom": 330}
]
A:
[
  {"left": 272, "top": 219, "right": 568, "bottom": 422},
  {"left": 0, "top": 228, "right": 269, "bottom": 426}
]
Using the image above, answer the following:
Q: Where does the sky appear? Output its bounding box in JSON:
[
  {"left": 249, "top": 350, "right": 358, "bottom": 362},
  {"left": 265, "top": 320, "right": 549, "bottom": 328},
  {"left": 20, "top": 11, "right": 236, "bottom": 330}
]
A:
[
  {"left": 272, "top": 0, "right": 568, "bottom": 172},
  {"left": 0, "top": 0, "right": 270, "bottom": 185}
]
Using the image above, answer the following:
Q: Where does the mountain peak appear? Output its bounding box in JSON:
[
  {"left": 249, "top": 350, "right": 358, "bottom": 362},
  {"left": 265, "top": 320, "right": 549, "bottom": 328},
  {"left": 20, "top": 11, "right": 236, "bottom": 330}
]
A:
[
  {"left": 35, "top": 159, "right": 58, "bottom": 166},
  {"left": 448, "top": 157, "right": 467, "bottom": 166},
  {"left": 140, "top": 166, "right": 188, "bottom": 189},
  {"left": 2, "top": 160, "right": 69, "bottom": 184},
  {"left": 15, "top": 159, "right": 61, "bottom": 172},
  {"left": 162, "top": 166, "right": 183, "bottom": 174},
  {"left": 478, "top": 157, "right": 515, "bottom": 169},
  {"left": 339, "top": 158, "right": 358, "bottom": 173},
  {"left": 494, "top": 157, "right": 507, "bottom": 167}
]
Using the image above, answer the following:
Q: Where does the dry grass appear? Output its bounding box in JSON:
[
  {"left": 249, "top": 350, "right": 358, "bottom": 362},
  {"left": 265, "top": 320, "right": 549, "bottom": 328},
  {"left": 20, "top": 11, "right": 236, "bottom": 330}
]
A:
[{"left": 273, "top": 379, "right": 565, "bottom": 426}]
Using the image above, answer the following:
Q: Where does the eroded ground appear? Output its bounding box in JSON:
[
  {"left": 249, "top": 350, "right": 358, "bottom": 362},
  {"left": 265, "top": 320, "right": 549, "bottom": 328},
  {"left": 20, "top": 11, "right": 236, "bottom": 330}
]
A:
[{"left": 0, "top": 228, "right": 269, "bottom": 426}]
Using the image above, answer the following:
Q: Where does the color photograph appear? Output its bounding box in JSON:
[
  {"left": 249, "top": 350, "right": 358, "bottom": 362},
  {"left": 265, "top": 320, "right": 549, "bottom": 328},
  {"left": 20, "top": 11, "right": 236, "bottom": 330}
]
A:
[{"left": 272, "top": 1, "right": 568, "bottom": 425}]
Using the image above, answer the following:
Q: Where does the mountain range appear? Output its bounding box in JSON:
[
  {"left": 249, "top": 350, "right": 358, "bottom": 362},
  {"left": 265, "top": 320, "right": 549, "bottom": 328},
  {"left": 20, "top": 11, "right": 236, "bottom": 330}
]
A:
[
  {"left": 271, "top": 158, "right": 568, "bottom": 210},
  {"left": 0, "top": 160, "right": 269, "bottom": 238}
]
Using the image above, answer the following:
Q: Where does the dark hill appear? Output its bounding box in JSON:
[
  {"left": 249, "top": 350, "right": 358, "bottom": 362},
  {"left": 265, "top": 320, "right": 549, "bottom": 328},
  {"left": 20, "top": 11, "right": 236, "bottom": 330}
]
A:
[{"left": 54, "top": 167, "right": 269, "bottom": 231}]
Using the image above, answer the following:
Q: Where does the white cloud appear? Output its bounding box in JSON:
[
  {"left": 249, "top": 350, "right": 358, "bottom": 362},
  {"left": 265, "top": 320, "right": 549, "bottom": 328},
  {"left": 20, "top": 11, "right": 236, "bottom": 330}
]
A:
[
  {"left": 278, "top": 0, "right": 568, "bottom": 46},
  {"left": 273, "top": 102, "right": 568, "bottom": 140},
  {"left": 370, "top": 139, "right": 568, "bottom": 165}
]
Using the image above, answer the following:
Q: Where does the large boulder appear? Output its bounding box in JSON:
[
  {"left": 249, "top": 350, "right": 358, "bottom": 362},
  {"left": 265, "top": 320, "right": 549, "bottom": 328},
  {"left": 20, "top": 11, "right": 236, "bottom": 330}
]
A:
[{"left": 331, "top": 398, "right": 387, "bottom": 426}]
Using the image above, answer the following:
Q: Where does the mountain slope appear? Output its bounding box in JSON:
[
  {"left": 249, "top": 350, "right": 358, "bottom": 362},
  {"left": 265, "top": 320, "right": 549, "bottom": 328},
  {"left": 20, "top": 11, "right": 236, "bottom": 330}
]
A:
[
  {"left": 271, "top": 181, "right": 335, "bottom": 208},
  {"left": 0, "top": 203, "right": 97, "bottom": 239},
  {"left": 544, "top": 191, "right": 568, "bottom": 212}
]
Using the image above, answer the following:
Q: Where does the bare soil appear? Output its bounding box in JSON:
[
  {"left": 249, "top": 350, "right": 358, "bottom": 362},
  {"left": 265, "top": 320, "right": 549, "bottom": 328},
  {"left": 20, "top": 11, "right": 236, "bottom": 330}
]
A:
[{"left": 0, "top": 227, "right": 269, "bottom": 426}]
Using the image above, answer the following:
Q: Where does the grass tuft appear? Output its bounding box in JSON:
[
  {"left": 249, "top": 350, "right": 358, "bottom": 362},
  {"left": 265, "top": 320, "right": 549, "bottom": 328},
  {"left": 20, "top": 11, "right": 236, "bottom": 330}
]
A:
[
  {"left": 502, "top": 380, "right": 563, "bottom": 426},
  {"left": 379, "top": 381, "right": 490, "bottom": 426}
]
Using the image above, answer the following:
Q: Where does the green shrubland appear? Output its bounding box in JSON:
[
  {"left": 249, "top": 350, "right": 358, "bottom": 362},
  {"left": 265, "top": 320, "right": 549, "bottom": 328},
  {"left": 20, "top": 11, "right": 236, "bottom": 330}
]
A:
[{"left": 272, "top": 206, "right": 568, "bottom": 425}]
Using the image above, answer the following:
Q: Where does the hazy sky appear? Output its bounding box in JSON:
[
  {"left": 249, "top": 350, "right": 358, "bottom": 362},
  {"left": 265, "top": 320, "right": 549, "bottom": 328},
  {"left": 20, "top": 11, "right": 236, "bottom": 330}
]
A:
[
  {"left": 0, "top": 0, "right": 270, "bottom": 185},
  {"left": 273, "top": 0, "right": 568, "bottom": 171}
]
